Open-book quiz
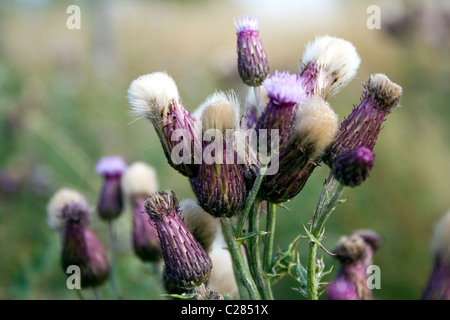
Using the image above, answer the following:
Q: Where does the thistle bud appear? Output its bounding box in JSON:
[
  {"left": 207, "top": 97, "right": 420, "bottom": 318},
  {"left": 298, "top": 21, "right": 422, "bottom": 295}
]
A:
[
  {"left": 327, "top": 230, "right": 382, "bottom": 300},
  {"left": 234, "top": 14, "right": 269, "bottom": 87},
  {"left": 95, "top": 156, "right": 127, "bottom": 220},
  {"left": 52, "top": 189, "right": 110, "bottom": 288},
  {"left": 324, "top": 73, "right": 402, "bottom": 167},
  {"left": 180, "top": 199, "right": 219, "bottom": 253},
  {"left": 121, "top": 162, "right": 161, "bottom": 262},
  {"left": 191, "top": 91, "right": 247, "bottom": 218},
  {"left": 332, "top": 146, "right": 375, "bottom": 187},
  {"left": 127, "top": 72, "right": 201, "bottom": 178},
  {"left": 423, "top": 210, "right": 450, "bottom": 300},
  {"left": 145, "top": 191, "right": 212, "bottom": 290},
  {"left": 259, "top": 96, "right": 338, "bottom": 203},
  {"left": 300, "top": 35, "right": 361, "bottom": 99},
  {"left": 255, "top": 71, "right": 307, "bottom": 149}
]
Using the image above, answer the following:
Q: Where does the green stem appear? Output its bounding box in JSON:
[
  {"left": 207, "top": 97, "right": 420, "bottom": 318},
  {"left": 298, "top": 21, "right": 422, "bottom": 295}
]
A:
[
  {"left": 75, "top": 289, "right": 85, "bottom": 300},
  {"left": 236, "top": 163, "right": 267, "bottom": 238},
  {"left": 263, "top": 202, "right": 276, "bottom": 299},
  {"left": 108, "top": 221, "right": 123, "bottom": 300},
  {"left": 247, "top": 201, "right": 271, "bottom": 300},
  {"left": 93, "top": 287, "right": 102, "bottom": 300},
  {"left": 220, "top": 218, "right": 261, "bottom": 300},
  {"left": 307, "top": 172, "right": 345, "bottom": 300}
]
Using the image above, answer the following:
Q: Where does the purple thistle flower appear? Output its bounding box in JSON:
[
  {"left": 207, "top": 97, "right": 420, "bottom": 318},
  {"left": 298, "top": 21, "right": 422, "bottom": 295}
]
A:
[
  {"left": 235, "top": 14, "right": 269, "bottom": 87},
  {"left": 323, "top": 74, "right": 402, "bottom": 167},
  {"left": 145, "top": 191, "right": 212, "bottom": 290},
  {"left": 423, "top": 210, "right": 450, "bottom": 300},
  {"left": 96, "top": 156, "right": 127, "bottom": 220},
  {"left": 332, "top": 146, "right": 375, "bottom": 187},
  {"left": 60, "top": 197, "right": 110, "bottom": 288},
  {"left": 258, "top": 96, "right": 338, "bottom": 203},
  {"left": 327, "top": 230, "right": 382, "bottom": 300},
  {"left": 255, "top": 71, "right": 307, "bottom": 150}
]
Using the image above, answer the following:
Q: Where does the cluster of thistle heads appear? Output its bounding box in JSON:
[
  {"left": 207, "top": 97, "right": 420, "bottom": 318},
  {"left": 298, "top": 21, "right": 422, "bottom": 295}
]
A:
[{"left": 46, "top": 14, "right": 449, "bottom": 300}]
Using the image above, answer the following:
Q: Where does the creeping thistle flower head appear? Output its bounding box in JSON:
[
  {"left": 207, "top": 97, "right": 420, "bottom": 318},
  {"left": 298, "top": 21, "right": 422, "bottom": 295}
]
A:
[
  {"left": 327, "top": 230, "right": 382, "bottom": 300},
  {"left": 423, "top": 210, "right": 450, "bottom": 300},
  {"left": 244, "top": 86, "right": 269, "bottom": 129},
  {"left": 95, "top": 156, "right": 127, "bottom": 221},
  {"left": 47, "top": 188, "right": 88, "bottom": 235},
  {"left": 180, "top": 199, "right": 219, "bottom": 253},
  {"left": 145, "top": 191, "right": 212, "bottom": 290},
  {"left": 127, "top": 72, "right": 201, "bottom": 178},
  {"left": 300, "top": 35, "right": 361, "bottom": 99},
  {"left": 121, "top": 162, "right": 161, "bottom": 262},
  {"left": 208, "top": 245, "right": 239, "bottom": 299},
  {"left": 324, "top": 73, "right": 402, "bottom": 167},
  {"left": 49, "top": 189, "right": 110, "bottom": 288},
  {"left": 191, "top": 91, "right": 247, "bottom": 218},
  {"left": 258, "top": 96, "right": 338, "bottom": 203},
  {"left": 332, "top": 146, "right": 375, "bottom": 187},
  {"left": 255, "top": 71, "right": 307, "bottom": 149},
  {"left": 235, "top": 14, "right": 269, "bottom": 87}
]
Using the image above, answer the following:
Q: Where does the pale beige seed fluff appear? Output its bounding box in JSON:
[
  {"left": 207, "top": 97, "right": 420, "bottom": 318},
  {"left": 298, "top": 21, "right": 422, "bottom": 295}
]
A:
[
  {"left": 432, "top": 209, "right": 450, "bottom": 263},
  {"left": 208, "top": 245, "right": 239, "bottom": 298},
  {"left": 366, "top": 73, "right": 403, "bottom": 111},
  {"left": 335, "top": 235, "right": 366, "bottom": 262},
  {"left": 47, "top": 188, "right": 87, "bottom": 234},
  {"left": 193, "top": 90, "right": 240, "bottom": 133},
  {"left": 179, "top": 199, "right": 218, "bottom": 252},
  {"left": 245, "top": 86, "right": 270, "bottom": 115},
  {"left": 121, "top": 162, "right": 158, "bottom": 202},
  {"left": 292, "top": 96, "right": 339, "bottom": 159},
  {"left": 127, "top": 72, "right": 179, "bottom": 120},
  {"left": 301, "top": 35, "right": 361, "bottom": 97}
]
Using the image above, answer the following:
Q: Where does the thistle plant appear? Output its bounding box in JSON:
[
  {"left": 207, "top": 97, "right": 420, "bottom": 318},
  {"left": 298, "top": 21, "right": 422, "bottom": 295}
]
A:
[{"left": 47, "top": 14, "right": 406, "bottom": 300}]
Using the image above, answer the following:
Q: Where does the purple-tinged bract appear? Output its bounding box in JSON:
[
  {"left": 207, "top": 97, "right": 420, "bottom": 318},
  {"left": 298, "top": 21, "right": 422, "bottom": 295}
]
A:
[{"left": 332, "top": 146, "right": 374, "bottom": 187}]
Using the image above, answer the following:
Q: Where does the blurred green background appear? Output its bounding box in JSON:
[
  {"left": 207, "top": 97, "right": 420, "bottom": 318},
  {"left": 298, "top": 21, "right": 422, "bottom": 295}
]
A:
[{"left": 0, "top": 0, "right": 449, "bottom": 300}]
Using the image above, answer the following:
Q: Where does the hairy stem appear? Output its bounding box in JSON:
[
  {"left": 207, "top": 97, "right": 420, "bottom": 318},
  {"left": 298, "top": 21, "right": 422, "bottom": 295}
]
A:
[
  {"left": 263, "top": 202, "right": 276, "bottom": 299},
  {"left": 108, "top": 221, "right": 122, "bottom": 300},
  {"left": 220, "top": 218, "right": 261, "bottom": 300}
]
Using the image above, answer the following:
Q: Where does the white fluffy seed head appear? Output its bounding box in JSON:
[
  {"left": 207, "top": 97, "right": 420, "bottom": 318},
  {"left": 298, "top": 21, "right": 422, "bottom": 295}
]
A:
[
  {"left": 245, "top": 86, "right": 269, "bottom": 115},
  {"left": 194, "top": 90, "right": 240, "bottom": 133},
  {"left": 365, "top": 73, "right": 403, "bottom": 112},
  {"left": 208, "top": 246, "right": 239, "bottom": 298},
  {"left": 121, "top": 162, "right": 158, "bottom": 202},
  {"left": 301, "top": 35, "right": 361, "bottom": 97},
  {"left": 127, "top": 72, "right": 179, "bottom": 120},
  {"left": 180, "top": 199, "right": 218, "bottom": 252},
  {"left": 292, "top": 96, "right": 339, "bottom": 159},
  {"left": 47, "top": 188, "right": 87, "bottom": 234},
  {"left": 432, "top": 209, "right": 450, "bottom": 263}
]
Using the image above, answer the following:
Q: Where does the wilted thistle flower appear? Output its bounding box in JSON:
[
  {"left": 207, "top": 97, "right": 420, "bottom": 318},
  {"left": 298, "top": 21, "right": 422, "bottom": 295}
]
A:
[
  {"left": 191, "top": 91, "right": 247, "bottom": 218},
  {"left": 95, "top": 156, "right": 127, "bottom": 221},
  {"left": 121, "top": 162, "right": 161, "bottom": 262},
  {"left": 145, "top": 191, "right": 212, "bottom": 290},
  {"left": 180, "top": 199, "right": 219, "bottom": 253},
  {"left": 327, "top": 230, "right": 382, "bottom": 300},
  {"left": 47, "top": 188, "right": 87, "bottom": 236},
  {"left": 300, "top": 35, "right": 361, "bottom": 99},
  {"left": 332, "top": 146, "right": 375, "bottom": 187},
  {"left": 235, "top": 14, "right": 269, "bottom": 87},
  {"left": 324, "top": 73, "right": 403, "bottom": 167},
  {"left": 259, "top": 96, "right": 339, "bottom": 203},
  {"left": 48, "top": 188, "right": 110, "bottom": 288},
  {"left": 423, "top": 210, "right": 450, "bottom": 300},
  {"left": 127, "top": 72, "right": 201, "bottom": 178}
]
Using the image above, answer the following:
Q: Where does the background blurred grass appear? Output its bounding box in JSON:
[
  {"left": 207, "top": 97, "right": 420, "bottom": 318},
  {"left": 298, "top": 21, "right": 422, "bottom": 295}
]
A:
[{"left": 0, "top": 0, "right": 449, "bottom": 300}]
